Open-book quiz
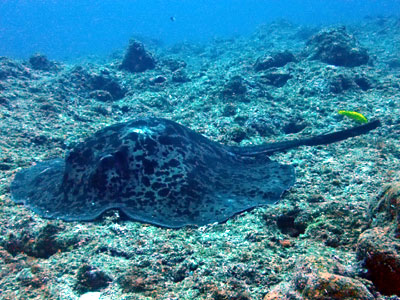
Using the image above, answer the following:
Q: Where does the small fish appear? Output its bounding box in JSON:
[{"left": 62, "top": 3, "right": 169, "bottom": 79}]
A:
[{"left": 338, "top": 110, "right": 368, "bottom": 124}]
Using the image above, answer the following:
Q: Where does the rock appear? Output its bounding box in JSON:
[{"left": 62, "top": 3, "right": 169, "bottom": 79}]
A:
[
  {"left": 89, "top": 75, "right": 125, "bottom": 100},
  {"left": 75, "top": 265, "right": 111, "bottom": 293},
  {"left": 16, "top": 267, "right": 45, "bottom": 288},
  {"left": 356, "top": 182, "right": 400, "bottom": 296},
  {"left": 264, "top": 272, "right": 374, "bottom": 300},
  {"left": 276, "top": 210, "right": 307, "bottom": 237},
  {"left": 31, "top": 134, "right": 49, "bottom": 146},
  {"left": 354, "top": 76, "right": 372, "bottom": 91},
  {"left": 119, "top": 276, "right": 148, "bottom": 293},
  {"left": 171, "top": 265, "right": 188, "bottom": 282},
  {"left": 222, "top": 103, "right": 237, "bottom": 117},
  {"left": 30, "top": 223, "right": 61, "bottom": 258},
  {"left": 92, "top": 105, "right": 111, "bottom": 116},
  {"left": 305, "top": 27, "right": 369, "bottom": 67},
  {"left": 254, "top": 50, "right": 296, "bottom": 71},
  {"left": 29, "top": 53, "right": 57, "bottom": 71},
  {"left": 149, "top": 75, "right": 167, "bottom": 85},
  {"left": 357, "top": 227, "right": 400, "bottom": 296},
  {"left": 259, "top": 71, "right": 291, "bottom": 87},
  {"left": 245, "top": 117, "right": 278, "bottom": 137},
  {"left": 325, "top": 72, "right": 373, "bottom": 94},
  {"left": 0, "top": 57, "right": 31, "bottom": 79},
  {"left": 263, "top": 282, "right": 300, "bottom": 300},
  {"left": 328, "top": 74, "right": 356, "bottom": 94},
  {"left": 282, "top": 119, "right": 307, "bottom": 134},
  {"left": 118, "top": 270, "right": 161, "bottom": 294},
  {"left": 4, "top": 223, "right": 65, "bottom": 259},
  {"left": 0, "top": 96, "right": 10, "bottom": 107},
  {"left": 172, "top": 69, "right": 190, "bottom": 83},
  {"left": 0, "top": 163, "right": 12, "bottom": 171},
  {"left": 89, "top": 90, "right": 113, "bottom": 102},
  {"left": 369, "top": 182, "right": 400, "bottom": 233},
  {"left": 294, "top": 272, "right": 375, "bottom": 300},
  {"left": 222, "top": 75, "right": 247, "bottom": 97},
  {"left": 307, "top": 194, "right": 325, "bottom": 203},
  {"left": 387, "top": 58, "right": 400, "bottom": 69},
  {"left": 162, "top": 58, "right": 186, "bottom": 72},
  {"left": 229, "top": 126, "right": 248, "bottom": 143},
  {"left": 264, "top": 256, "right": 374, "bottom": 300},
  {"left": 119, "top": 40, "right": 156, "bottom": 72}
]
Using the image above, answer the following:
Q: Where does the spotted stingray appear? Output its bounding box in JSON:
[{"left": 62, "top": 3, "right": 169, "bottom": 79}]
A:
[{"left": 11, "top": 117, "right": 380, "bottom": 228}]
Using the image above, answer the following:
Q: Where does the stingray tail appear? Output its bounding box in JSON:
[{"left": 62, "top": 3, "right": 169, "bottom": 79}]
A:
[{"left": 231, "top": 119, "right": 381, "bottom": 156}]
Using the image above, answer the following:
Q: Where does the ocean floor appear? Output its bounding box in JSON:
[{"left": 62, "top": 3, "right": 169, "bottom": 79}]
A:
[{"left": 1, "top": 17, "right": 400, "bottom": 299}]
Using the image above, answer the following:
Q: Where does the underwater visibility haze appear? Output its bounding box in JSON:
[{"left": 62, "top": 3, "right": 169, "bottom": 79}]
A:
[
  {"left": 0, "top": 1, "right": 400, "bottom": 299},
  {"left": 2, "top": 0, "right": 400, "bottom": 59}
]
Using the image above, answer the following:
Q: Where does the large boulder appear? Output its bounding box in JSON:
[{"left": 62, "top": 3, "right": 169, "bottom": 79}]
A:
[
  {"left": 119, "top": 40, "right": 156, "bottom": 73},
  {"left": 305, "top": 27, "right": 369, "bottom": 67}
]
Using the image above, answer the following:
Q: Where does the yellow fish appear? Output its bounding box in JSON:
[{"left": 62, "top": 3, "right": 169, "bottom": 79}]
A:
[{"left": 338, "top": 110, "right": 368, "bottom": 124}]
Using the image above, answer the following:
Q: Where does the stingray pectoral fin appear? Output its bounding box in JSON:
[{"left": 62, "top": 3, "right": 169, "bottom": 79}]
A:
[
  {"left": 11, "top": 158, "right": 65, "bottom": 218},
  {"left": 114, "top": 157, "right": 295, "bottom": 228},
  {"left": 206, "top": 160, "right": 295, "bottom": 224},
  {"left": 233, "top": 119, "right": 381, "bottom": 156}
]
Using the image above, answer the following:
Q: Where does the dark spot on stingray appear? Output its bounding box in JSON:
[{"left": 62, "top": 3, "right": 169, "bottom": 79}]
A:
[
  {"left": 168, "top": 159, "right": 180, "bottom": 167},
  {"left": 144, "top": 191, "right": 155, "bottom": 199},
  {"left": 158, "top": 188, "right": 170, "bottom": 197},
  {"left": 10, "top": 117, "right": 380, "bottom": 228},
  {"left": 141, "top": 176, "right": 150, "bottom": 187},
  {"left": 152, "top": 182, "right": 166, "bottom": 190},
  {"left": 142, "top": 159, "right": 156, "bottom": 175}
]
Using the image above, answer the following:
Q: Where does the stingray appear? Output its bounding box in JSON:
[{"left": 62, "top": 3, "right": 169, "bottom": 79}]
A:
[{"left": 10, "top": 117, "right": 380, "bottom": 228}]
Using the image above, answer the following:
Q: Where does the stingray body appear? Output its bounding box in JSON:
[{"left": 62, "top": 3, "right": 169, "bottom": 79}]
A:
[{"left": 11, "top": 117, "right": 380, "bottom": 228}]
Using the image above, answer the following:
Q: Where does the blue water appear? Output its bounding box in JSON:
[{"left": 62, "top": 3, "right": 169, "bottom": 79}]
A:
[{"left": 1, "top": 0, "right": 399, "bottom": 60}]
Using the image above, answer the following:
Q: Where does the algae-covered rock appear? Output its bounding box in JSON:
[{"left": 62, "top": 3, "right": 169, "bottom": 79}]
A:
[
  {"left": 357, "top": 227, "right": 400, "bottom": 296},
  {"left": 264, "top": 256, "right": 374, "bottom": 300},
  {"left": 305, "top": 27, "right": 369, "bottom": 67},
  {"left": 0, "top": 57, "right": 31, "bottom": 79},
  {"left": 222, "top": 75, "right": 247, "bottom": 97},
  {"left": 254, "top": 50, "right": 296, "bottom": 71},
  {"left": 119, "top": 40, "right": 156, "bottom": 72},
  {"left": 369, "top": 182, "right": 400, "bottom": 234},
  {"left": 89, "top": 74, "right": 125, "bottom": 100},
  {"left": 75, "top": 265, "right": 112, "bottom": 293},
  {"left": 259, "top": 71, "right": 292, "bottom": 87},
  {"left": 294, "top": 272, "right": 375, "bottom": 300},
  {"left": 29, "top": 53, "right": 57, "bottom": 71}
]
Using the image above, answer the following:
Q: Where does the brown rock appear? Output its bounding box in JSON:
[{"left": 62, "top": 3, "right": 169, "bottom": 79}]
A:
[
  {"left": 296, "top": 272, "right": 374, "bottom": 300},
  {"left": 263, "top": 282, "right": 303, "bottom": 300},
  {"left": 357, "top": 227, "right": 400, "bottom": 296},
  {"left": 264, "top": 255, "right": 374, "bottom": 300}
]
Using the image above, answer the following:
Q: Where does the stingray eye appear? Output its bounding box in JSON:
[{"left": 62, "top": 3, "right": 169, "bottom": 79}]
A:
[{"left": 99, "top": 154, "right": 115, "bottom": 169}]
